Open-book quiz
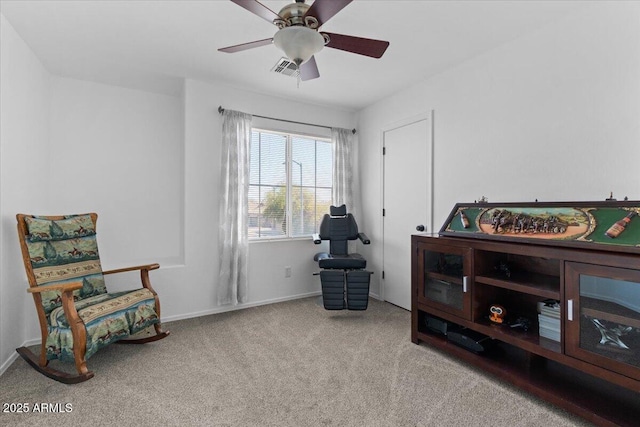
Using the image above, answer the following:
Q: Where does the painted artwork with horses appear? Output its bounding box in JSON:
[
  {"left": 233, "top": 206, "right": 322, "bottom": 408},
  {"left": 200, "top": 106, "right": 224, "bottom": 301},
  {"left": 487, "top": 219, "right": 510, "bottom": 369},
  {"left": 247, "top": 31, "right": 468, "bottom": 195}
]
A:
[{"left": 439, "top": 201, "right": 640, "bottom": 252}]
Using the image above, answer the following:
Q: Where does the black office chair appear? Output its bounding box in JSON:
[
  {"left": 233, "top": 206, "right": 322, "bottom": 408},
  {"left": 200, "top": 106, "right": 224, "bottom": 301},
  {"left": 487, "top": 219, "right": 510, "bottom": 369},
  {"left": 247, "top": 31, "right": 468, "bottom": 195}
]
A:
[{"left": 313, "top": 205, "right": 372, "bottom": 310}]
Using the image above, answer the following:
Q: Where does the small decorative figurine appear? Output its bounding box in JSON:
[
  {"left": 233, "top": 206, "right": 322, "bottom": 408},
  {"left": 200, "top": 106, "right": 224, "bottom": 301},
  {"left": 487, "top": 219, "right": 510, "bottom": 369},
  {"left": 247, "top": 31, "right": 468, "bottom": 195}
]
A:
[
  {"left": 489, "top": 304, "right": 506, "bottom": 324},
  {"left": 592, "top": 318, "right": 633, "bottom": 350}
]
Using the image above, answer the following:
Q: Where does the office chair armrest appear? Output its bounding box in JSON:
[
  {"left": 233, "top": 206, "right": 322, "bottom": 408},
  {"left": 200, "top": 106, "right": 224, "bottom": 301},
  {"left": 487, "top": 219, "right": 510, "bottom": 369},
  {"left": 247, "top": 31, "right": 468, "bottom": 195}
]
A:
[
  {"left": 358, "top": 233, "right": 371, "bottom": 244},
  {"left": 312, "top": 233, "right": 322, "bottom": 244}
]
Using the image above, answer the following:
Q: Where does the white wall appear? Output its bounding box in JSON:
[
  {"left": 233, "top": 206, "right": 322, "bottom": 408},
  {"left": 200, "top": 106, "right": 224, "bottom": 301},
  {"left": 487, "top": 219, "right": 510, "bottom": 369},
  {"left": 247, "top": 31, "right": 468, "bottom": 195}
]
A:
[
  {"left": 357, "top": 2, "right": 640, "bottom": 297},
  {"left": 39, "top": 76, "right": 186, "bottom": 340},
  {"left": 0, "top": 15, "right": 51, "bottom": 373},
  {"left": 47, "top": 76, "right": 185, "bottom": 269}
]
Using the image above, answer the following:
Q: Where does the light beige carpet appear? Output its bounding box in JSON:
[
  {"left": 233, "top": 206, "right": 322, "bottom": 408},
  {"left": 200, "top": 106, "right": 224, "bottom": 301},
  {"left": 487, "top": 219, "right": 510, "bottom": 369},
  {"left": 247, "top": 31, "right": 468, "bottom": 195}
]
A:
[{"left": 0, "top": 297, "right": 589, "bottom": 426}]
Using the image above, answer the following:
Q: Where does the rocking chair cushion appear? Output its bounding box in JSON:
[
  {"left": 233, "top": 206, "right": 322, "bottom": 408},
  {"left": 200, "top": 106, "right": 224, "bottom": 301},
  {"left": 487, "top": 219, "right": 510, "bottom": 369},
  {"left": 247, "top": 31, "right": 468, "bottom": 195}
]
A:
[
  {"left": 25, "top": 215, "right": 96, "bottom": 242},
  {"left": 26, "top": 233, "right": 106, "bottom": 315},
  {"left": 47, "top": 288, "right": 159, "bottom": 362}
]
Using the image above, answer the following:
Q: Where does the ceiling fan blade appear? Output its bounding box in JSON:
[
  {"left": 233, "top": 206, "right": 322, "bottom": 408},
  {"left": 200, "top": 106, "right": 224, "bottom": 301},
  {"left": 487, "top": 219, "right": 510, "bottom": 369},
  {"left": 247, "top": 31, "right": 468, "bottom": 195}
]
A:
[
  {"left": 299, "top": 56, "right": 320, "bottom": 81},
  {"left": 323, "top": 32, "right": 390, "bottom": 58},
  {"left": 304, "top": 0, "right": 352, "bottom": 28},
  {"left": 230, "top": 0, "right": 281, "bottom": 25},
  {"left": 218, "top": 38, "right": 273, "bottom": 53}
]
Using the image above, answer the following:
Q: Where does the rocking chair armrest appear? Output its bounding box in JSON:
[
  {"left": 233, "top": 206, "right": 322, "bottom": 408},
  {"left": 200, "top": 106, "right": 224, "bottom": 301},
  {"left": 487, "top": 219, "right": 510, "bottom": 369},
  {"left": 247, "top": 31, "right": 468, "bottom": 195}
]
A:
[
  {"left": 312, "top": 233, "right": 322, "bottom": 244},
  {"left": 102, "top": 263, "right": 160, "bottom": 275},
  {"left": 358, "top": 233, "right": 371, "bottom": 245},
  {"left": 103, "top": 263, "right": 161, "bottom": 294},
  {"left": 27, "top": 281, "right": 83, "bottom": 294}
]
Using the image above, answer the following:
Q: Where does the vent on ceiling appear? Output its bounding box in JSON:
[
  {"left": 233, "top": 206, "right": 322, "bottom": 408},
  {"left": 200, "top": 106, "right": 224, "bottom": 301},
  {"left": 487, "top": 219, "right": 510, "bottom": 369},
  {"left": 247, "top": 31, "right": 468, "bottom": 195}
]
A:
[{"left": 271, "top": 57, "right": 299, "bottom": 78}]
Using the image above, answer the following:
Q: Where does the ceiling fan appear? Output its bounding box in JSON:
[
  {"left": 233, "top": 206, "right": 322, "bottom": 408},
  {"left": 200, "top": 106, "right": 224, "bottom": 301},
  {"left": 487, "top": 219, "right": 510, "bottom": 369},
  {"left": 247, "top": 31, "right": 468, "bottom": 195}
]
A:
[{"left": 218, "top": 0, "right": 390, "bottom": 81}]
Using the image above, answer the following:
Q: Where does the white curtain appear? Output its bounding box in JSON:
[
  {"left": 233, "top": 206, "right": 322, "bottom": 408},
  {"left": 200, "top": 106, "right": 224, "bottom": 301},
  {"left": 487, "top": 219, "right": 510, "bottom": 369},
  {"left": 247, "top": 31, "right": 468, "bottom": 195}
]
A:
[
  {"left": 218, "top": 109, "right": 252, "bottom": 305},
  {"left": 331, "top": 127, "right": 360, "bottom": 218}
]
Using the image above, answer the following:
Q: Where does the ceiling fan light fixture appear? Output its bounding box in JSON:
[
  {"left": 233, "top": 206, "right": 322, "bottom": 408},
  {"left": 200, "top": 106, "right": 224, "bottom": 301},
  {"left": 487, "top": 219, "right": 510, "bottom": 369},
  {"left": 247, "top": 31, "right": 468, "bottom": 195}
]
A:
[{"left": 273, "top": 26, "right": 325, "bottom": 66}]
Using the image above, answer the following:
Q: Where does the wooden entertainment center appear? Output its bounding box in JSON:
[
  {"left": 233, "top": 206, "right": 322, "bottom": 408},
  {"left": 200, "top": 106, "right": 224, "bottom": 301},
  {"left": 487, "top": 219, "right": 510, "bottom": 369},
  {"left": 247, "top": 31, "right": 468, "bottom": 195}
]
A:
[{"left": 411, "top": 201, "right": 640, "bottom": 427}]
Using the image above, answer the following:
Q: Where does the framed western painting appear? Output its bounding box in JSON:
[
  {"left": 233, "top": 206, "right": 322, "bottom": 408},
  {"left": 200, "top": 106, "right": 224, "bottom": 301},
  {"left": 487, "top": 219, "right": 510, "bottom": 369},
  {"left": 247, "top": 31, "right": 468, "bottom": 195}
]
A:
[{"left": 439, "top": 200, "right": 640, "bottom": 253}]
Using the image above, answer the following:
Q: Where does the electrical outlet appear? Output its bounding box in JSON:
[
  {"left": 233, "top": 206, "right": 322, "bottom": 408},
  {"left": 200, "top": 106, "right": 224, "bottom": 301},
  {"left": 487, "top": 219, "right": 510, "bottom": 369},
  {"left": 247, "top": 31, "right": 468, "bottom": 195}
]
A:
[{"left": 284, "top": 266, "right": 292, "bottom": 278}]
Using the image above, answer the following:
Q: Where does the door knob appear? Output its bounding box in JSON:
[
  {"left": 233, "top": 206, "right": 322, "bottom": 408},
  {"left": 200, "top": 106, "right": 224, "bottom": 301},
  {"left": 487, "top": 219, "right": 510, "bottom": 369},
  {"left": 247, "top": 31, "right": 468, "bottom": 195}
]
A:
[{"left": 416, "top": 225, "right": 426, "bottom": 232}]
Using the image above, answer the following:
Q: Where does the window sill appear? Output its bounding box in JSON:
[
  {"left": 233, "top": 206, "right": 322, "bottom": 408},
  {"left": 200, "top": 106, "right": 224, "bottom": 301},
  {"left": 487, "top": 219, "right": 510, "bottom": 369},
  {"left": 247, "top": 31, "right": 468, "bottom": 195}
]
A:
[{"left": 249, "top": 236, "right": 315, "bottom": 244}]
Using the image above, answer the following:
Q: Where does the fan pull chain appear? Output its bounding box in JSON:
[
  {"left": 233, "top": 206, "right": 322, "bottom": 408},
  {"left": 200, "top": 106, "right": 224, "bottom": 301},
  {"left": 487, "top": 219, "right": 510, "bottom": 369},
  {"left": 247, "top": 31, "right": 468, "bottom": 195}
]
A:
[{"left": 297, "top": 67, "right": 301, "bottom": 89}]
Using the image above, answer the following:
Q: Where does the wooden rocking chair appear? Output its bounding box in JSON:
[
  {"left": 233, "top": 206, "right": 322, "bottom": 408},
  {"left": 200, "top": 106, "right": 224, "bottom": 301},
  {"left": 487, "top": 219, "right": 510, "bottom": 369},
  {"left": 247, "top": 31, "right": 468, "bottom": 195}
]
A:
[{"left": 16, "top": 213, "right": 169, "bottom": 383}]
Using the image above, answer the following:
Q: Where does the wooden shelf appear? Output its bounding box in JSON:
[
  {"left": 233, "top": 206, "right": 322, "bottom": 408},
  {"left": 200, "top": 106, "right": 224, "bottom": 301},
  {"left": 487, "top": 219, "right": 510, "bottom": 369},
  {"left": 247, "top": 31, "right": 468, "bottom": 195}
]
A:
[
  {"left": 475, "top": 272, "right": 560, "bottom": 299},
  {"left": 472, "top": 318, "right": 561, "bottom": 355}
]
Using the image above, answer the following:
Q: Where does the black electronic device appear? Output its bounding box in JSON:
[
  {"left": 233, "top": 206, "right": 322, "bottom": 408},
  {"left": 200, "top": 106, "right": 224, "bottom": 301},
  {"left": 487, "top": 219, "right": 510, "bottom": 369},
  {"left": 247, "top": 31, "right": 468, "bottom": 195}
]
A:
[
  {"left": 447, "top": 328, "right": 494, "bottom": 353},
  {"left": 424, "top": 315, "right": 457, "bottom": 336}
]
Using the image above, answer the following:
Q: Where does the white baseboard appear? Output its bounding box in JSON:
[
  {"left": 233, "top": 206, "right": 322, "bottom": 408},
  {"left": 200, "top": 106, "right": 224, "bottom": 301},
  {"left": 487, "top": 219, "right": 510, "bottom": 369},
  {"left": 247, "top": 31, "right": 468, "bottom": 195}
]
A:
[
  {"left": 160, "top": 291, "right": 322, "bottom": 323},
  {"left": 0, "top": 337, "right": 40, "bottom": 377},
  {"left": 162, "top": 291, "right": 384, "bottom": 324},
  {"left": 0, "top": 351, "right": 20, "bottom": 377}
]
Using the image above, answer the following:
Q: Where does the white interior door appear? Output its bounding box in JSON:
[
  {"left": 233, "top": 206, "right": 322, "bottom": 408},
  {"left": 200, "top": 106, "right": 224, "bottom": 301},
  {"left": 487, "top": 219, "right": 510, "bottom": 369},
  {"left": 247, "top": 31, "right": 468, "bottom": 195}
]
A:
[{"left": 382, "top": 114, "right": 432, "bottom": 310}]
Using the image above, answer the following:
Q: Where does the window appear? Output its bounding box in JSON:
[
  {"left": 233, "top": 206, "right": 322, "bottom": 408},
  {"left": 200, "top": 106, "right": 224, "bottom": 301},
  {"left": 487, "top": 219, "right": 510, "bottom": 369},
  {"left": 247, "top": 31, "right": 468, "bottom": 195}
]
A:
[{"left": 249, "top": 129, "right": 332, "bottom": 239}]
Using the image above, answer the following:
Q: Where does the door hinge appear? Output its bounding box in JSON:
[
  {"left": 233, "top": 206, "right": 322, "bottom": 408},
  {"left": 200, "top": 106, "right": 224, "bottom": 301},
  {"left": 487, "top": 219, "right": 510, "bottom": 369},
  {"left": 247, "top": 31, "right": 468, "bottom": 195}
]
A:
[
  {"left": 383, "top": 146, "right": 386, "bottom": 155},
  {"left": 382, "top": 270, "right": 385, "bottom": 279},
  {"left": 382, "top": 208, "right": 386, "bottom": 216}
]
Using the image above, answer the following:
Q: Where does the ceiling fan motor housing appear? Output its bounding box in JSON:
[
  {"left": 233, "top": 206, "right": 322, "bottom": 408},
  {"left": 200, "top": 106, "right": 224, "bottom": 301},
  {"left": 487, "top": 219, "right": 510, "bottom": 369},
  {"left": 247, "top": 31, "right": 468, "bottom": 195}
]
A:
[{"left": 275, "top": 1, "right": 317, "bottom": 28}]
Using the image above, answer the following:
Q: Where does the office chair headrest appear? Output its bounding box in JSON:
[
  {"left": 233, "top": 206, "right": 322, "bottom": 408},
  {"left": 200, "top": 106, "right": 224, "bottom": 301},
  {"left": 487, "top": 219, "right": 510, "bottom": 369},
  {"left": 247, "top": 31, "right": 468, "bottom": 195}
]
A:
[{"left": 330, "top": 205, "right": 347, "bottom": 217}]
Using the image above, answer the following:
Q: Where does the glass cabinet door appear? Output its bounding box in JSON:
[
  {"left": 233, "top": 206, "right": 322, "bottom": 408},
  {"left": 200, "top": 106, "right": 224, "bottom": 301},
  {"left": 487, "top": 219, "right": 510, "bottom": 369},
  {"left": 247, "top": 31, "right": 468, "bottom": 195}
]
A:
[
  {"left": 565, "top": 262, "right": 640, "bottom": 381},
  {"left": 417, "top": 242, "right": 472, "bottom": 320}
]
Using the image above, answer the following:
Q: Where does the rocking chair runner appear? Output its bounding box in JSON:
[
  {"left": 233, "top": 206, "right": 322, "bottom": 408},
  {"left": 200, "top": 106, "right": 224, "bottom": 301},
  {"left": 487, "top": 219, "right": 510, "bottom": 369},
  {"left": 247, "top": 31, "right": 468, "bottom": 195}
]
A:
[{"left": 16, "top": 213, "right": 169, "bottom": 383}]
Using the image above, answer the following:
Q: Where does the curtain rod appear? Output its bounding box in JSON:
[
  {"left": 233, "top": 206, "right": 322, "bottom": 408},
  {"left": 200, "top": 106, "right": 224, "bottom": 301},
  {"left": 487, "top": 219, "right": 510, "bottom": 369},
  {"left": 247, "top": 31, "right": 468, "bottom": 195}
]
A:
[{"left": 218, "top": 106, "right": 356, "bottom": 135}]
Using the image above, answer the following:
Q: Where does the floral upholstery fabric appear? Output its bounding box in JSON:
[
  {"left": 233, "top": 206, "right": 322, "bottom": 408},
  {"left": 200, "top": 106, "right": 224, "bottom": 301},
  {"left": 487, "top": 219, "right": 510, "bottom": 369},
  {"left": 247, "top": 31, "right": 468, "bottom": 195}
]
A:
[{"left": 46, "top": 288, "right": 159, "bottom": 362}]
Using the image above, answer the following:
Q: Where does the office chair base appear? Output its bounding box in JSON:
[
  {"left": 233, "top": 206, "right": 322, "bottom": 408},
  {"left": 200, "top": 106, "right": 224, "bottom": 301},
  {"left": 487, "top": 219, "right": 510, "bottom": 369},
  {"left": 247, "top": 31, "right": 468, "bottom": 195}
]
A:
[
  {"left": 319, "top": 270, "right": 372, "bottom": 311},
  {"left": 346, "top": 271, "right": 371, "bottom": 310},
  {"left": 320, "top": 271, "right": 347, "bottom": 310}
]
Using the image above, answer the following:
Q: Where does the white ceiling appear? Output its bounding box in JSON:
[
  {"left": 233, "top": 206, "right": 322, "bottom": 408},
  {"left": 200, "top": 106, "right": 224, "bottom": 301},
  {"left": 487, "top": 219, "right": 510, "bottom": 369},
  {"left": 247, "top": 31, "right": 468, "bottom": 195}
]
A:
[{"left": 1, "top": 0, "right": 592, "bottom": 111}]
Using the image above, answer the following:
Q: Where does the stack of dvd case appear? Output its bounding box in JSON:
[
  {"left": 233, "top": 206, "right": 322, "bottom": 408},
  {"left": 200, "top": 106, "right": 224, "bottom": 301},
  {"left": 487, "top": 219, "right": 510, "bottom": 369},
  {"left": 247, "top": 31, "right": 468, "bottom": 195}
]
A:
[{"left": 538, "top": 299, "right": 560, "bottom": 342}]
